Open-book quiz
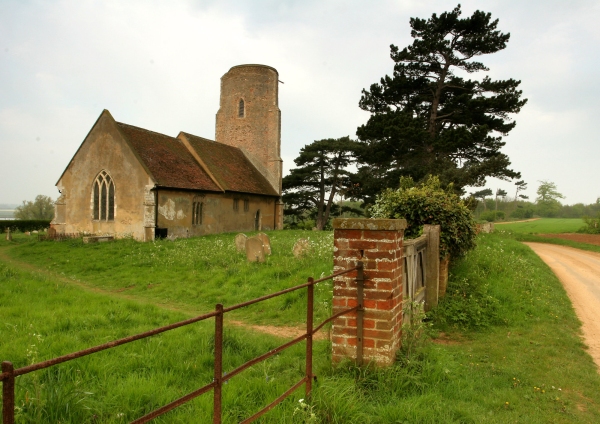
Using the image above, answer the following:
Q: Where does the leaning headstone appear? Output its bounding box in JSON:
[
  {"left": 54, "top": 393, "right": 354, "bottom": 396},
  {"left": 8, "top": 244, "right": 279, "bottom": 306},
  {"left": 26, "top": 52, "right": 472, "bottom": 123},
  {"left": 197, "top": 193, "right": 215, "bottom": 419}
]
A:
[
  {"left": 5, "top": 228, "right": 12, "bottom": 241},
  {"left": 235, "top": 233, "right": 248, "bottom": 252},
  {"left": 256, "top": 232, "right": 271, "bottom": 255},
  {"left": 292, "top": 238, "right": 310, "bottom": 258},
  {"left": 245, "top": 236, "right": 265, "bottom": 263}
]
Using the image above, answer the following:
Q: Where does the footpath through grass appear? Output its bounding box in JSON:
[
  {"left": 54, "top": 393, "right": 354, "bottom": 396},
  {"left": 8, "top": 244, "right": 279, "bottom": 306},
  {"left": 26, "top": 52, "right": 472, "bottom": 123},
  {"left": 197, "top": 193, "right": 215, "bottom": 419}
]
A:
[{"left": 1, "top": 231, "right": 600, "bottom": 422}]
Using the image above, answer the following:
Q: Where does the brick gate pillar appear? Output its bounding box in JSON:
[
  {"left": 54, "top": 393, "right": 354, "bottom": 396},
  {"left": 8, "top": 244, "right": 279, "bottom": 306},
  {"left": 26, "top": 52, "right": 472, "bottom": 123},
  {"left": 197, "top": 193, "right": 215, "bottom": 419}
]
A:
[{"left": 331, "top": 218, "right": 407, "bottom": 366}]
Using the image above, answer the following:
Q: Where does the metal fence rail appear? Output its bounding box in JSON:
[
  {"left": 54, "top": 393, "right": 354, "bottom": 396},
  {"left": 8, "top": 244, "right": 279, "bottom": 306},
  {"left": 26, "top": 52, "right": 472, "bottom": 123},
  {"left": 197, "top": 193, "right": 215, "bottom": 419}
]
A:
[{"left": 1, "top": 262, "right": 364, "bottom": 424}]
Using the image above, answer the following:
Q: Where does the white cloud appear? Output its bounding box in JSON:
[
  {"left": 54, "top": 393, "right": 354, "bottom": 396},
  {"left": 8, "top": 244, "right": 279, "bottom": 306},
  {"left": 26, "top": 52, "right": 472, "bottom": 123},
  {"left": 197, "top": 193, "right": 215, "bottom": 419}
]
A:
[{"left": 1, "top": 0, "right": 599, "bottom": 205}]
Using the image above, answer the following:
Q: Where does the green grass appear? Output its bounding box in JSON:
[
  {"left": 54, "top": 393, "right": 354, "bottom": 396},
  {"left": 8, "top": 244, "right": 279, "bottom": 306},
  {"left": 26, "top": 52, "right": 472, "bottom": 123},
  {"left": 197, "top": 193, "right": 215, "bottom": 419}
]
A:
[
  {"left": 0, "top": 260, "right": 329, "bottom": 423},
  {"left": 497, "top": 218, "right": 585, "bottom": 234},
  {"left": 507, "top": 234, "right": 600, "bottom": 255},
  {"left": 1, "top": 231, "right": 334, "bottom": 326},
  {"left": 493, "top": 217, "right": 600, "bottom": 253},
  {"left": 2, "top": 231, "right": 600, "bottom": 422}
]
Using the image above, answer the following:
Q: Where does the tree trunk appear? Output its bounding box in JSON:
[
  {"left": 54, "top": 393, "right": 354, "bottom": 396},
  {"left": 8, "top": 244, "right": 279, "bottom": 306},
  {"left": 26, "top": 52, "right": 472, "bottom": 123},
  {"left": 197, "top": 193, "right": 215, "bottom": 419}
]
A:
[
  {"left": 321, "top": 156, "right": 343, "bottom": 230},
  {"left": 316, "top": 164, "right": 326, "bottom": 230}
]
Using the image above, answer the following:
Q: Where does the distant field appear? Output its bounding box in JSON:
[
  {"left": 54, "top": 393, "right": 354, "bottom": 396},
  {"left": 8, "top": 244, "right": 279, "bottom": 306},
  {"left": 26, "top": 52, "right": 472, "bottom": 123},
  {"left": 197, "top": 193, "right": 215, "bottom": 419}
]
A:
[{"left": 496, "top": 218, "right": 585, "bottom": 234}]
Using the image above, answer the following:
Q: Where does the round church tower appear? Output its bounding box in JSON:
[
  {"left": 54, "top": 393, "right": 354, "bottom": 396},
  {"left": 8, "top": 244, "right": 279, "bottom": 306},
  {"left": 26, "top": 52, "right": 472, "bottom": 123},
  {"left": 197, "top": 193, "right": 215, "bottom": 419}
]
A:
[{"left": 215, "top": 64, "right": 282, "bottom": 195}]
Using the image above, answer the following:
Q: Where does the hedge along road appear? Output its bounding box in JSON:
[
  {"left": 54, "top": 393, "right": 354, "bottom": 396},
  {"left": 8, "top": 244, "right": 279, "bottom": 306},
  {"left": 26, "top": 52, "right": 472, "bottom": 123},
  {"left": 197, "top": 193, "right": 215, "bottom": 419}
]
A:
[{"left": 525, "top": 242, "right": 600, "bottom": 370}]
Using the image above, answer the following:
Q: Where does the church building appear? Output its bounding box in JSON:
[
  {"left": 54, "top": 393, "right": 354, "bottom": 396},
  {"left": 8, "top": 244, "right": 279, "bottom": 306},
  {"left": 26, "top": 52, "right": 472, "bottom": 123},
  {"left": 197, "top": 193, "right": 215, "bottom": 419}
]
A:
[{"left": 52, "top": 65, "right": 284, "bottom": 241}]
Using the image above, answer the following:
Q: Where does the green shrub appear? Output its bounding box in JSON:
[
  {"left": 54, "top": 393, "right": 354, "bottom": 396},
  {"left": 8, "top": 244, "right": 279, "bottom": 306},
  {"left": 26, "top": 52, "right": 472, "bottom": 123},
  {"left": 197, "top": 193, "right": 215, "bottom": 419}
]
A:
[
  {"left": 510, "top": 206, "right": 534, "bottom": 219},
  {"left": 480, "top": 210, "right": 504, "bottom": 222},
  {"left": 371, "top": 176, "right": 476, "bottom": 259},
  {"left": 429, "top": 274, "right": 501, "bottom": 330},
  {"left": 580, "top": 213, "right": 600, "bottom": 234}
]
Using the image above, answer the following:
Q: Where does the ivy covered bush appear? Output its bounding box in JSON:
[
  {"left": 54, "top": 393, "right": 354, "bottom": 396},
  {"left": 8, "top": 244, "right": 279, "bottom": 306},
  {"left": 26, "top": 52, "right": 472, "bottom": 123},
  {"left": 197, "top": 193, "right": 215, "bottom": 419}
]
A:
[{"left": 371, "top": 176, "right": 477, "bottom": 259}]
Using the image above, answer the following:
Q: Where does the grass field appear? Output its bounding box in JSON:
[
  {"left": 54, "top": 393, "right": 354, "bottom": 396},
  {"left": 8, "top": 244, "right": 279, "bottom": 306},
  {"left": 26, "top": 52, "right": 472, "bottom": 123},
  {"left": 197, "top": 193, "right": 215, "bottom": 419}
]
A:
[
  {"left": 1, "top": 231, "right": 335, "bottom": 326},
  {"left": 1, "top": 231, "right": 600, "bottom": 422},
  {"left": 495, "top": 218, "right": 600, "bottom": 253},
  {"left": 497, "top": 218, "right": 585, "bottom": 234},
  {"left": 512, "top": 234, "right": 600, "bottom": 255}
]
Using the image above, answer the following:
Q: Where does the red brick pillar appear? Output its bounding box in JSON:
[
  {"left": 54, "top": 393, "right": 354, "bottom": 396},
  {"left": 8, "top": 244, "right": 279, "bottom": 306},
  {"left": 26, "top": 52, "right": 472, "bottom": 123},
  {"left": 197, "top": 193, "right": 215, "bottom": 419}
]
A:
[{"left": 331, "top": 218, "right": 407, "bottom": 366}]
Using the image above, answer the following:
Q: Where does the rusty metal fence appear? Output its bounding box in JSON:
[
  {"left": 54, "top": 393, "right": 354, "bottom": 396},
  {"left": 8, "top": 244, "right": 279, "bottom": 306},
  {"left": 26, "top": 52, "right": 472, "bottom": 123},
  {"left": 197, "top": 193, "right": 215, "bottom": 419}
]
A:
[{"left": 1, "top": 262, "right": 364, "bottom": 424}]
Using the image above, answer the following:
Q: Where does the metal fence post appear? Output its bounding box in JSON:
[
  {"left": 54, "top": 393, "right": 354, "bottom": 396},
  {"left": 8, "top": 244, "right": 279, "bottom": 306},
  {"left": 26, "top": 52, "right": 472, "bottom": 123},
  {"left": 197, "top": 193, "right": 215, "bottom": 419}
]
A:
[
  {"left": 2, "top": 361, "right": 15, "bottom": 424},
  {"left": 213, "top": 304, "right": 223, "bottom": 424},
  {"left": 356, "top": 262, "right": 364, "bottom": 366},
  {"left": 305, "top": 278, "right": 314, "bottom": 397}
]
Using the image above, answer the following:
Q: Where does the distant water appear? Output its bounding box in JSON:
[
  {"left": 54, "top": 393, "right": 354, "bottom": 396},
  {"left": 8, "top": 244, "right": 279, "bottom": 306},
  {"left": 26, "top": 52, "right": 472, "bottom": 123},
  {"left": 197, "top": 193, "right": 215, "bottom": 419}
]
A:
[{"left": 0, "top": 209, "right": 16, "bottom": 220}]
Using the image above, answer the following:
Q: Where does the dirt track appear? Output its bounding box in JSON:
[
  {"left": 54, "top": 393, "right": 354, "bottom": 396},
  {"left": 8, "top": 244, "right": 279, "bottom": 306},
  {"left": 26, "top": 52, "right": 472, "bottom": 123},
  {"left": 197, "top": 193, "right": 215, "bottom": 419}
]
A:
[{"left": 525, "top": 243, "right": 600, "bottom": 369}]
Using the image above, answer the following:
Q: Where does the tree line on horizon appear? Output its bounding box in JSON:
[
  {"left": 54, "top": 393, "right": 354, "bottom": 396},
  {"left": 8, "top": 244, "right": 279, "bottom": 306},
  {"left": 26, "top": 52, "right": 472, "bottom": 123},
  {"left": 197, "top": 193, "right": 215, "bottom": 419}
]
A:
[{"left": 471, "top": 180, "right": 600, "bottom": 222}]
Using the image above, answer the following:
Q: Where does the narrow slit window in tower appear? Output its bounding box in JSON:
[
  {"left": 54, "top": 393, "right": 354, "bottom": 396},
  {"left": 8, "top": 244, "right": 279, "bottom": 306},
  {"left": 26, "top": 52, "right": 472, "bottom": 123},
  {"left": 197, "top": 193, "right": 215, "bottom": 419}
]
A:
[{"left": 238, "top": 98, "right": 245, "bottom": 118}]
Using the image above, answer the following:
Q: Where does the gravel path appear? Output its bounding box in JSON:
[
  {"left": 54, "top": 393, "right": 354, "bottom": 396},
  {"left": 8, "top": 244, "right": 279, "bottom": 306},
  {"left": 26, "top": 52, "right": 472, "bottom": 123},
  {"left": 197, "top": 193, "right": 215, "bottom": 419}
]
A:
[{"left": 525, "top": 242, "right": 600, "bottom": 370}]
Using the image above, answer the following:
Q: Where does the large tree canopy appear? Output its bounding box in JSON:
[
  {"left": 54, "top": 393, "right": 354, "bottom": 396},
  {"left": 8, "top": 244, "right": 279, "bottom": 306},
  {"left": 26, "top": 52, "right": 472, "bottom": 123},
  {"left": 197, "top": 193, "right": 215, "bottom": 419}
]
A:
[
  {"left": 356, "top": 4, "right": 527, "bottom": 201},
  {"left": 282, "top": 137, "right": 358, "bottom": 230}
]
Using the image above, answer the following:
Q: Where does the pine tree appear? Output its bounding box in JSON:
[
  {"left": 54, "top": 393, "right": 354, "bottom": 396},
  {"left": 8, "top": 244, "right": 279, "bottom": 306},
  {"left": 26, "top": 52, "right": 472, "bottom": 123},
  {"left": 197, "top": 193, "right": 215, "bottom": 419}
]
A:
[{"left": 356, "top": 4, "right": 527, "bottom": 199}]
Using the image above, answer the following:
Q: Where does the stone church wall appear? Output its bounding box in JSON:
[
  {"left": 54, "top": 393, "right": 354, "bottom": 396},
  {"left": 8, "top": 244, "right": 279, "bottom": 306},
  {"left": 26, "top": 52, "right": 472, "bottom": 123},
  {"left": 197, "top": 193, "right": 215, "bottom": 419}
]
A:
[
  {"left": 54, "top": 113, "right": 153, "bottom": 240},
  {"left": 155, "top": 189, "right": 278, "bottom": 238}
]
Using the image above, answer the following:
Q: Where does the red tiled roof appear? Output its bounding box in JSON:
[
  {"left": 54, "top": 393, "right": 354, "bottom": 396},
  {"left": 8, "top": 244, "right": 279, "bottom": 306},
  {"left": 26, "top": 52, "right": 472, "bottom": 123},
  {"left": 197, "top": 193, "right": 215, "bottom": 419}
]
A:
[
  {"left": 181, "top": 132, "right": 279, "bottom": 197},
  {"left": 117, "top": 123, "right": 222, "bottom": 192}
]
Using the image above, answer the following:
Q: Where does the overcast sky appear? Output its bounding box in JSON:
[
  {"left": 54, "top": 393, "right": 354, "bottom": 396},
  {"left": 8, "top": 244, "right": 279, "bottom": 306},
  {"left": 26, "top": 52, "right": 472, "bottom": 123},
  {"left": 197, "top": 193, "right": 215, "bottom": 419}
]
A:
[{"left": 1, "top": 0, "right": 599, "bottom": 206}]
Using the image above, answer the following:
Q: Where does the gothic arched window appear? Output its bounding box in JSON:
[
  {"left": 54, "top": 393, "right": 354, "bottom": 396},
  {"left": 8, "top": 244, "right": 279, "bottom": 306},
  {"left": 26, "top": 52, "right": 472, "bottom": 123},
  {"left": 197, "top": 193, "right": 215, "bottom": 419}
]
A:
[
  {"left": 238, "top": 98, "right": 245, "bottom": 118},
  {"left": 93, "top": 170, "right": 115, "bottom": 221}
]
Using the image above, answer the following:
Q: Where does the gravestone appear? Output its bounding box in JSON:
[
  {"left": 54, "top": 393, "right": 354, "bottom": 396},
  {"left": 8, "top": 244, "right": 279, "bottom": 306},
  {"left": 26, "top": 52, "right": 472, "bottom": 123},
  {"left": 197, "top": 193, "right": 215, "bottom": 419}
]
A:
[
  {"left": 235, "top": 233, "right": 247, "bottom": 252},
  {"left": 256, "top": 232, "right": 271, "bottom": 255},
  {"left": 5, "top": 228, "right": 12, "bottom": 241},
  {"left": 292, "top": 238, "right": 310, "bottom": 258},
  {"left": 245, "top": 236, "right": 265, "bottom": 263}
]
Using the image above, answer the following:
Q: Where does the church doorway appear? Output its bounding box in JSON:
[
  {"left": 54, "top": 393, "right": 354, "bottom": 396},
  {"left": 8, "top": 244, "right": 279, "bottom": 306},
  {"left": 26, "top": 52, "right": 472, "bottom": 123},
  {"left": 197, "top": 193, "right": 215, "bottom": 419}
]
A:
[{"left": 254, "top": 210, "right": 261, "bottom": 231}]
